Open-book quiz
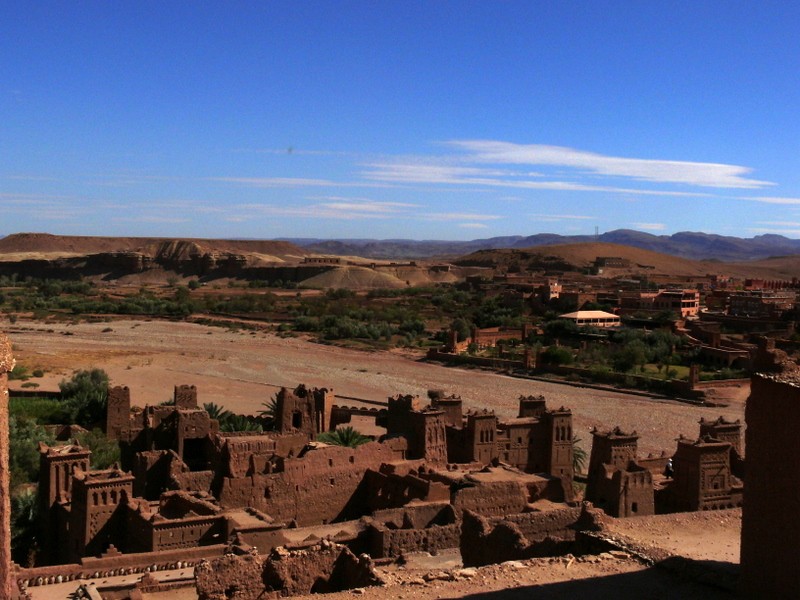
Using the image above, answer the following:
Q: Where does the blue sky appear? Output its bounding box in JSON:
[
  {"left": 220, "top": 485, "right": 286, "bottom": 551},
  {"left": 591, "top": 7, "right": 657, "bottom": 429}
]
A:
[{"left": 2, "top": 2, "right": 800, "bottom": 240}]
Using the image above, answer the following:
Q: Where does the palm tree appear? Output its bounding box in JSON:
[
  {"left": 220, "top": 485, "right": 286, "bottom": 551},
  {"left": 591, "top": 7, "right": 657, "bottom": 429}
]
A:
[
  {"left": 316, "top": 426, "right": 370, "bottom": 448},
  {"left": 572, "top": 435, "right": 588, "bottom": 474},
  {"left": 258, "top": 396, "right": 278, "bottom": 420},
  {"left": 219, "top": 414, "right": 263, "bottom": 433},
  {"left": 258, "top": 395, "right": 278, "bottom": 420},
  {"left": 11, "top": 487, "right": 39, "bottom": 566},
  {"left": 203, "top": 402, "right": 232, "bottom": 422},
  {"left": 255, "top": 395, "right": 279, "bottom": 431}
]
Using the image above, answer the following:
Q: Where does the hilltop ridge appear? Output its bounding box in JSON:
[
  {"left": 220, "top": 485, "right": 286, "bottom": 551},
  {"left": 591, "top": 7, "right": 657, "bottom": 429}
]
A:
[{"left": 285, "top": 229, "right": 800, "bottom": 262}]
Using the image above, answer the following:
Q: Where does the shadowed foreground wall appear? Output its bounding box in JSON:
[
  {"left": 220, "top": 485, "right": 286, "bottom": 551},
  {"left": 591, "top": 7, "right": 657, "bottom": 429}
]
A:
[
  {"left": 740, "top": 374, "right": 800, "bottom": 597},
  {"left": 0, "top": 333, "right": 14, "bottom": 598}
]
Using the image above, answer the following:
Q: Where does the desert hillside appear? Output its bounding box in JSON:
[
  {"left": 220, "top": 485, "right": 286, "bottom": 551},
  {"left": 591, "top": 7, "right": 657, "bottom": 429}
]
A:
[
  {"left": 0, "top": 232, "right": 308, "bottom": 261},
  {"left": 455, "top": 241, "right": 800, "bottom": 280}
]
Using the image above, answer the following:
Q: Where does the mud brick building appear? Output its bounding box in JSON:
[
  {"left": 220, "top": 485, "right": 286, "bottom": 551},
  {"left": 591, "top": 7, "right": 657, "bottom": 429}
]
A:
[
  {"left": 586, "top": 419, "right": 744, "bottom": 518},
  {"left": 666, "top": 434, "right": 742, "bottom": 512},
  {"left": 32, "top": 382, "right": 575, "bottom": 574},
  {"left": 741, "top": 353, "right": 800, "bottom": 597},
  {"left": 586, "top": 427, "right": 654, "bottom": 518}
]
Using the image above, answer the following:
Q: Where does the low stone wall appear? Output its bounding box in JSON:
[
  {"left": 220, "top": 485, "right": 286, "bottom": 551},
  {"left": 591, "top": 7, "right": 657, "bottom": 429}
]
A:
[
  {"left": 460, "top": 504, "right": 605, "bottom": 567},
  {"left": 502, "top": 507, "right": 584, "bottom": 543},
  {"left": 367, "top": 523, "right": 461, "bottom": 558},
  {"left": 692, "top": 378, "right": 749, "bottom": 389},
  {"left": 426, "top": 349, "right": 523, "bottom": 371},
  {"left": 15, "top": 543, "right": 225, "bottom": 594},
  {"left": 196, "top": 541, "right": 383, "bottom": 600}
]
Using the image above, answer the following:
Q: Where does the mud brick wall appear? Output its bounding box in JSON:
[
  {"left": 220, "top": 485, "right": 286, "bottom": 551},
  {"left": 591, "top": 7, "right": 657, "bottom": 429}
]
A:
[
  {"left": 217, "top": 441, "right": 403, "bottom": 525},
  {"left": 500, "top": 507, "right": 583, "bottom": 542},
  {"left": 196, "top": 552, "right": 274, "bottom": 600},
  {"left": 741, "top": 374, "right": 800, "bottom": 597},
  {"left": 106, "top": 386, "right": 131, "bottom": 440},
  {"left": 173, "top": 385, "right": 198, "bottom": 409},
  {"left": 368, "top": 523, "right": 461, "bottom": 558},
  {"left": 171, "top": 470, "right": 214, "bottom": 494},
  {"left": 453, "top": 481, "right": 530, "bottom": 517},
  {"left": 151, "top": 516, "right": 225, "bottom": 551},
  {"left": 460, "top": 506, "right": 594, "bottom": 567},
  {"left": 365, "top": 469, "right": 449, "bottom": 511},
  {"left": 262, "top": 542, "right": 382, "bottom": 596},
  {"left": 0, "top": 333, "right": 13, "bottom": 599},
  {"left": 370, "top": 502, "right": 454, "bottom": 529}
]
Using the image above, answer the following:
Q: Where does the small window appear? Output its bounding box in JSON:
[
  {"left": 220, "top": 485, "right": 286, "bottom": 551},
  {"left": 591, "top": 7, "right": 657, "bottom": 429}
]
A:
[{"left": 631, "top": 502, "right": 638, "bottom": 513}]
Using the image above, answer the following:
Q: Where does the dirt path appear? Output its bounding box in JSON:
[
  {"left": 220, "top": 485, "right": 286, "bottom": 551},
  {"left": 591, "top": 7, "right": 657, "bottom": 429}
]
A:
[{"left": 6, "top": 318, "right": 745, "bottom": 455}]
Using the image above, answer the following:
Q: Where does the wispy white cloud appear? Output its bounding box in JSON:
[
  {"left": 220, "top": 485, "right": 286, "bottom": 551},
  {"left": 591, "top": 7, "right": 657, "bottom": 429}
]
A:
[
  {"left": 0, "top": 192, "right": 74, "bottom": 205},
  {"left": 631, "top": 222, "right": 667, "bottom": 231},
  {"left": 755, "top": 221, "right": 800, "bottom": 227},
  {"left": 3, "top": 174, "right": 59, "bottom": 182},
  {"left": 530, "top": 213, "right": 595, "bottom": 221},
  {"left": 96, "top": 200, "right": 225, "bottom": 214},
  {"left": 212, "top": 176, "right": 340, "bottom": 188},
  {"left": 210, "top": 176, "right": 392, "bottom": 189},
  {"left": 306, "top": 197, "right": 418, "bottom": 214},
  {"left": 458, "top": 223, "right": 489, "bottom": 229},
  {"left": 445, "top": 141, "right": 772, "bottom": 189},
  {"left": 224, "top": 200, "right": 414, "bottom": 221},
  {"left": 743, "top": 196, "right": 800, "bottom": 205},
  {"left": 362, "top": 162, "right": 714, "bottom": 198},
  {"left": 423, "top": 212, "right": 503, "bottom": 222},
  {"left": 111, "top": 215, "right": 191, "bottom": 224}
]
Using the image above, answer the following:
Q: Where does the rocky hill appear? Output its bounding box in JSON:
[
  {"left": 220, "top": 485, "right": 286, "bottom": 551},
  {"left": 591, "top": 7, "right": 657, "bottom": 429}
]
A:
[
  {"left": 0, "top": 233, "right": 468, "bottom": 287},
  {"left": 0, "top": 233, "right": 310, "bottom": 282},
  {"left": 287, "top": 230, "right": 800, "bottom": 262},
  {"left": 0, "top": 233, "right": 306, "bottom": 260},
  {"left": 453, "top": 241, "right": 800, "bottom": 280}
]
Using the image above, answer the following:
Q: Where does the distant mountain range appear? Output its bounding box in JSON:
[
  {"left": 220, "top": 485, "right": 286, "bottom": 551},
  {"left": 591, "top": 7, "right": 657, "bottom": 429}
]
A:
[{"left": 283, "top": 230, "right": 800, "bottom": 262}]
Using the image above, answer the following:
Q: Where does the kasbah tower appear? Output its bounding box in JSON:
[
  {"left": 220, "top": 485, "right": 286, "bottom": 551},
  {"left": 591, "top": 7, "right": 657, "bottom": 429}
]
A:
[{"left": 0, "top": 332, "right": 14, "bottom": 597}]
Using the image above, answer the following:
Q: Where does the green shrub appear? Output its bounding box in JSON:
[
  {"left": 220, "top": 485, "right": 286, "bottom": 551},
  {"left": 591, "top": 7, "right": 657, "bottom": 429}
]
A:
[
  {"left": 540, "top": 346, "right": 574, "bottom": 366},
  {"left": 8, "top": 365, "right": 30, "bottom": 381},
  {"left": 75, "top": 428, "right": 120, "bottom": 470},
  {"left": 59, "top": 368, "right": 109, "bottom": 429},
  {"left": 9, "top": 397, "right": 68, "bottom": 424}
]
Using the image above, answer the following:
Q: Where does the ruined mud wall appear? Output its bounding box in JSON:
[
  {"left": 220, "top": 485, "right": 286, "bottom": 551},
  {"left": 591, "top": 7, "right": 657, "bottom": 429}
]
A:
[
  {"left": 460, "top": 505, "right": 603, "bottom": 567},
  {"left": 217, "top": 441, "right": 405, "bottom": 525},
  {"left": 196, "top": 541, "right": 382, "bottom": 600},
  {"left": 452, "top": 481, "right": 531, "bottom": 517},
  {"left": 368, "top": 522, "right": 460, "bottom": 559},
  {"left": 740, "top": 374, "right": 800, "bottom": 597},
  {"left": 0, "top": 333, "right": 13, "bottom": 599},
  {"left": 364, "top": 467, "right": 449, "bottom": 512},
  {"left": 262, "top": 541, "right": 382, "bottom": 596},
  {"left": 500, "top": 507, "right": 583, "bottom": 543},
  {"left": 366, "top": 503, "right": 460, "bottom": 558},
  {"left": 195, "top": 551, "right": 271, "bottom": 600}
]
